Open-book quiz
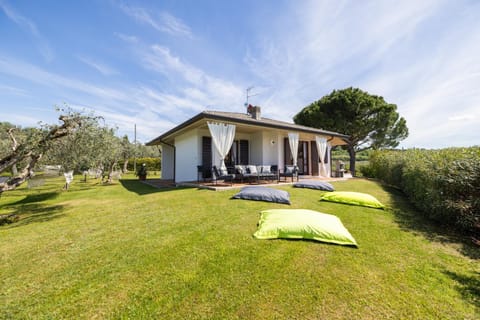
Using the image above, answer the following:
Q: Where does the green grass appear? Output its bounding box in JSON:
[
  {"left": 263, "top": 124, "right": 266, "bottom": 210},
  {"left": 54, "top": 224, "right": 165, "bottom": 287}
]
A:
[{"left": 1, "top": 175, "right": 478, "bottom": 319}]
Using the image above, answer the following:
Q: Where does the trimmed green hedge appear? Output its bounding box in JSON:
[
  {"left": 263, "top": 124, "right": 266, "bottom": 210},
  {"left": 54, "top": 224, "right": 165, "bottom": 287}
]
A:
[
  {"left": 118, "top": 157, "right": 161, "bottom": 172},
  {"left": 361, "top": 147, "right": 480, "bottom": 235}
]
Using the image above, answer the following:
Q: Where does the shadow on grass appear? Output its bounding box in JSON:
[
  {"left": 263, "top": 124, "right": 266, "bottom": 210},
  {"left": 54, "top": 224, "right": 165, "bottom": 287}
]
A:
[
  {"left": 119, "top": 179, "right": 180, "bottom": 195},
  {"left": 2, "top": 204, "right": 65, "bottom": 228},
  {"left": 443, "top": 270, "right": 480, "bottom": 311},
  {"left": 381, "top": 184, "right": 479, "bottom": 260},
  {"left": 10, "top": 192, "right": 59, "bottom": 205},
  {"left": 1, "top": 192, "right": 66, "bottom": 228}
]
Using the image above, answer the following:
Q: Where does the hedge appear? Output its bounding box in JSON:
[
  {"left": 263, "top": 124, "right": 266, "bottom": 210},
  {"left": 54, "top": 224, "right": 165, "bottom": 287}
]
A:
[
  {"left": 361, "top": 147, "right": 480, "bottom": 235},
  {"left": 118, "top": 157, "right": 161, "bottom": 172}
]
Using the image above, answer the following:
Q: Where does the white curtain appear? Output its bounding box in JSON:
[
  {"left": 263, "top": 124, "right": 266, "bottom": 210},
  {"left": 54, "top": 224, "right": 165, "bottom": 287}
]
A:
[
  {"left": 207, "top": 122, "right": 236, "bottom": 170},
  {"left": 326, "top": 143, "right": 331, "bottom": 177},
  {"left": 288, "top": 132, "right": 299, "bottom": 167},
  {"left": 316, "top": 136, "right": 328, "bottom": 177}
]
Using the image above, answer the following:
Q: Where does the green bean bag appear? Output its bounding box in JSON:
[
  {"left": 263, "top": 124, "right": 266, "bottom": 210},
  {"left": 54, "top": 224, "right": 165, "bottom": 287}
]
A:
[
  {"left": 253, "top": 209, "right": 357, "bottom": 247},
  {"left": 320, "top": 191, "right": 385, "bottom": 209}
]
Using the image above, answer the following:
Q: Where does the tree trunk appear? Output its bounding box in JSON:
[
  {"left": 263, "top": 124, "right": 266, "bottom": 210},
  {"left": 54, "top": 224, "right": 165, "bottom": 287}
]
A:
[
  {"left": 122, "top": 159, "right": 128, "bottom": 173},
  {"left": 0, "top": 154, "right": 41, "bottom": 193},
  {"left": 0, "top": 114, "right": 83, "bottom": 193},
  {"left": 347, "top": 144, "right": 356, "bottom": 176},
  {"left": 11, "top": 164, "right": 18, "bottom": 176}
]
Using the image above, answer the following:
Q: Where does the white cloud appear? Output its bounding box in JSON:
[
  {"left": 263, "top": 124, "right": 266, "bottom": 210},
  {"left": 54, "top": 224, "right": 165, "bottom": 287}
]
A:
[
  {"left": 77, "top": 55, "right": 119, "bottom": 76},
  {"left": 114, "top": 32, "right": 139, "bottom": 43},
  {"left": 117, "top": 3, "right": 192, "bottom": 38},
  {"left": 242, "top": 0, "right": 480, "bottom": 147},
  {"left": 0, "top": 113, "right": 36, "bottom": 126},
  {"left": 0, "top": 84, "right": 28, "bottom": 96},
  {"left": 448, "top": 115, "right": 476, "bottom": 122},
  {"left": 0, "top": 55, "right": 128, "bottom": 102},
  {"left": 0, "top": 0, "right": 54, "bottom": 62},
  {"left": 141, "top": 45, "right": 245, "bottom": 111},
  {"left": 158, "top": 12, "right": 192, "bottom": 37}
]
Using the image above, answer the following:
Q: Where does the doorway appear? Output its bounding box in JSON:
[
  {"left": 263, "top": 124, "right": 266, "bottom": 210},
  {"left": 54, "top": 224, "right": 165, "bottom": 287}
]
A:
[{"left": 297, "top": 141, "right": 309, "bottom": 175}]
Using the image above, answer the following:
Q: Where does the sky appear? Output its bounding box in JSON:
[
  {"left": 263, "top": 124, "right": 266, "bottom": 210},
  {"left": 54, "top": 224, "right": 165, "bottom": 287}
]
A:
[{"left": 0, "top": 0, "right": 479, "bottom": 148}]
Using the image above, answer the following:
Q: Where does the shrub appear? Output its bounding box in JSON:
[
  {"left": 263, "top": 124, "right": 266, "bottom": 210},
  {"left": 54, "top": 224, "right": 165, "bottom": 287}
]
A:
[
  {"left": 118, "top": 157, "right": 161, "bottom": 172},
  {"left": 363, "top": 147, "right": 480, "bottom": 236}
]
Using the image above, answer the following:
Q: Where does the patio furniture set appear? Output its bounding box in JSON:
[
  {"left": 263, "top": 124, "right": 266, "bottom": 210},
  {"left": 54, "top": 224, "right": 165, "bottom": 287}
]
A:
[{"left": 198, "top": 164, "right": 299, "bottom": 186}]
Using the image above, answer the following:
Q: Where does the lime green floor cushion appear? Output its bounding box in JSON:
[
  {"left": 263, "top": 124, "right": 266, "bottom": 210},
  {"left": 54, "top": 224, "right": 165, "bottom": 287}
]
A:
[
  {"left": 253, "top": 209, "right": 357, "bottom": 246},
  {"left": 320, "top": 191, "right": 385, "bottom": 209}
]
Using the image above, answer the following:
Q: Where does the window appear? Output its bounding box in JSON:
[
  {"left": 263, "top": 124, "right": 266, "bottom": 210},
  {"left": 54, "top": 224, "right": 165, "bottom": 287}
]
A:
[{"left": 225, "top": 140, "right": 249, "bottom": 166}]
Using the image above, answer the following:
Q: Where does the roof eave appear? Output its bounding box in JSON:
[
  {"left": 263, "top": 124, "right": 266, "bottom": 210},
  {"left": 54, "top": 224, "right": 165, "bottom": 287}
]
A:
[{"left": 146, "top": 111, "right": 350, "bottom": 146}]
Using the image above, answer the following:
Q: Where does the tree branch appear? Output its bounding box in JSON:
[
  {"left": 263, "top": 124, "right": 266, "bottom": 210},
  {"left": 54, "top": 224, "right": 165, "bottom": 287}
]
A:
[
  {"left": 0, "top": 114, "right": 83, "bottom": 193},
  {"left": 0, "top": 154, "right": 41, "bottom": 192},
  {"left": 7, "top": 128, "right": 18, "bottom": 151}
]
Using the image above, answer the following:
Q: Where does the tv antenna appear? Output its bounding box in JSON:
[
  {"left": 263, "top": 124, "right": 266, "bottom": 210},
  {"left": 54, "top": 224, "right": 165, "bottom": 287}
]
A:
[{"left": 244, "top": 86, "right": 259, "bottom": 107}]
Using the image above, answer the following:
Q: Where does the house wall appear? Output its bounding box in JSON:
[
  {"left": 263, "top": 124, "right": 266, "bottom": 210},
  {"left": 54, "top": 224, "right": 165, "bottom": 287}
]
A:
[
  {"left": 261, "top": 131, "right": 280, "bottom": 166},
  {"left": 175, "top": 130, "right": 199, "bottom": 182},
  {"left": 278, "top": 133, "right": 285, "bottom": 170},
  {"left": 161, "top": 144, "right": 175, "bottom": 180},
  {"left": 250, "top": 131, "right": 263, "bottom": 164},
  {"left": 171, "top": 125, "right": 336, "bottom": 181}
]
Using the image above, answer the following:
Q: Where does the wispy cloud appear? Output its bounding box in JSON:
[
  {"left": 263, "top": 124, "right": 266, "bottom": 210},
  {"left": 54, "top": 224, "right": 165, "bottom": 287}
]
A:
[
  {"left": 0, "top": 84, "right": 28, "bottom": 96},
  {"left": 77, "top": 55, "right": 119, "bottom": 76},
  {"left": 0, "top": 55, "right": 128, "bottom": 102},
  {"left": 0, "top": 0, "right": 54, "bottom": 62},
  {"left": 141, "top": 45, "right": 245, "bottom": 111},
  {"left": 114, "top": 32, "right": 139, "bottom": 43},
  {"left": 0, "top": 52, "right": 242, "bottom": 143},
  {"left": 70, "top": 102, "right": 175, "bottom": 143},
  {"left": 448, "top": 114, "right": 476, "bottom": 122},
  {"left": 0, "top": 0, "right": 38, "bottom": 35},
  {"left": 158, "top": 12, "right": 192, "bottom": 37},
  {"left": 242, "top": 0, "right": 480, "bottom": 147},
  {"left": 117, "top": 3, "right": 192, "bottom": 38}
]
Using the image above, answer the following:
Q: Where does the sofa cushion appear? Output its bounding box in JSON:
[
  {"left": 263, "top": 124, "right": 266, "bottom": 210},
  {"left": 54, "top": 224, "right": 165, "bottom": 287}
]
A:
[
  {"left": 247, "top": 165, "right": 258, "bottom": 174},
  {"left": 285, "top": 165, "right": 296, "bottom": 174},
  {"left": 235, "top": 165, "right": 246, "bottom": 174},
  {"left": 260, "top": 165, "right": 272, "bottom": 174}
]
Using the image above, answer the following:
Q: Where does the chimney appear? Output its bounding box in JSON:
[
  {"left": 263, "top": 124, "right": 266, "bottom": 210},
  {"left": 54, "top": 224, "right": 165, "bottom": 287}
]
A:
[
  {"left": 252, "top": 106, "right": 261, "bottom": 120},
  {"left": 247, "top": 104, "right": 262, "bottom": 119}
]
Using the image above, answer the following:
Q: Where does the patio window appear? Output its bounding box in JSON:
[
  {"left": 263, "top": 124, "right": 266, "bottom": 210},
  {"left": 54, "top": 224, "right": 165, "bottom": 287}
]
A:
[{"left": 225, "top": 140, "right": 249, "bottom": 166}]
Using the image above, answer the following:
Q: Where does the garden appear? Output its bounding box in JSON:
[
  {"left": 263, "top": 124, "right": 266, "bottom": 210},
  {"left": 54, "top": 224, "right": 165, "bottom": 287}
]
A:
[{"left": 1, "top": 174, "right": 478, "bottom": 319}]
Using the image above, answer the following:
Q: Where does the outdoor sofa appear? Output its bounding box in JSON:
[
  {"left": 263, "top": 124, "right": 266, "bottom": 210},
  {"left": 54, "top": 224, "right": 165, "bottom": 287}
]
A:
[{"left": 234, "top": 165, "right": 278, "bottom": 183}]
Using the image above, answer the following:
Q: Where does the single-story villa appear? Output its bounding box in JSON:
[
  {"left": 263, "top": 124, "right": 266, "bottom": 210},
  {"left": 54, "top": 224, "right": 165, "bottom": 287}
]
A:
[{"left": 146, "top": 106, "right": 349, "bottom": 183}]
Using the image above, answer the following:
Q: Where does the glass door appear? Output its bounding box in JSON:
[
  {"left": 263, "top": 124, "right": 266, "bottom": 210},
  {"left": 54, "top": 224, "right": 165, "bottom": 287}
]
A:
[{"left": 297, "top": 141, "right": 309, "bottom": 175}]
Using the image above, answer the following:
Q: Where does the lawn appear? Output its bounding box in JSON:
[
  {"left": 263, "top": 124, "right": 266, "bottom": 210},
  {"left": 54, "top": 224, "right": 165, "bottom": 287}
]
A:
[{"left": 0, "top": 175, "right": 478, "bottom": 319}]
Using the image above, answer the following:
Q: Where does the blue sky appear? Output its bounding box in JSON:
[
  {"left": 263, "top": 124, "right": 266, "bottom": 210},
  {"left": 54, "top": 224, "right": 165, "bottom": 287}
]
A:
[{"left": 1, "top": 0, "right": 479, "bottom": 148}]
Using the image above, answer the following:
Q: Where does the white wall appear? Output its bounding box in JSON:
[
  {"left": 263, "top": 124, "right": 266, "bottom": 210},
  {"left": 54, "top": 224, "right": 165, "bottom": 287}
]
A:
[
  {"left": 278, "top": 133, "right": 286, "bottom": 170},
  {"left": 175, "top": 130, "right": 199, "bottom": 182},
  {"left": 261, "top": 131, "right": 280, "bottom": 166},
  {"left": 161, "top": 144, "right": 175, "bottom": 180},
  {"left": 250, "top": 131, "right": 263, "bottom": 164}
]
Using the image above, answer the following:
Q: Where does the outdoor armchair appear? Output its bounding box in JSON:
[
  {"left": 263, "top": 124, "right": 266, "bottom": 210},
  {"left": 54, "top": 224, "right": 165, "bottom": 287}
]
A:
[
  {"left": 212, "top": 165, "right": 235, "bottom": 186},
  {"left": 279, "top": 165, "right": 299, "bottom": 182}
]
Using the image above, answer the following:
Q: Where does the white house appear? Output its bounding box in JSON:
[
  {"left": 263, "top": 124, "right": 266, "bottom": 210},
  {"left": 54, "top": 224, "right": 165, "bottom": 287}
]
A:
[{"left": 146, "top": 107, "right": 349, "bottom": 183}]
